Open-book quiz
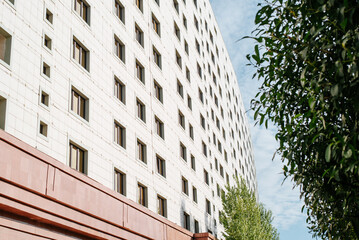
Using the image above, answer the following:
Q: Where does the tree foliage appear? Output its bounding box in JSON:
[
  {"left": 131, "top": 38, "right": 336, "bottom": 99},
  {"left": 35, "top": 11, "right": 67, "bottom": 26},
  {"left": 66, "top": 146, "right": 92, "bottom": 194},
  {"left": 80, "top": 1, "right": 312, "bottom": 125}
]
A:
[
  {"left": 249, "top": 0, "right": 359, "bottom": 239},
  {"left": 220, "top": 178, "right": 279, "bottom": 240}
]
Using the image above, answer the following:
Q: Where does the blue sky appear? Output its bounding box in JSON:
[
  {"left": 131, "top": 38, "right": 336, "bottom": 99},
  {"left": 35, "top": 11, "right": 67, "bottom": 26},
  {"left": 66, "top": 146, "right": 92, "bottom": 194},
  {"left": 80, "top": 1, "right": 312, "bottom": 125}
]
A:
[{"left": 209, "top": 0, "right": 313, "bottom": 239}]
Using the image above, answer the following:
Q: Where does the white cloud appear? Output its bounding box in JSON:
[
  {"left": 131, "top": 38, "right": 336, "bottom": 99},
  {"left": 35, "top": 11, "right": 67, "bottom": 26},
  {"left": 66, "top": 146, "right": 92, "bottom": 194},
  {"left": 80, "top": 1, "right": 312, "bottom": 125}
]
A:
[{"left": 210, "top": 0, "right": 309, "bottom": 234}]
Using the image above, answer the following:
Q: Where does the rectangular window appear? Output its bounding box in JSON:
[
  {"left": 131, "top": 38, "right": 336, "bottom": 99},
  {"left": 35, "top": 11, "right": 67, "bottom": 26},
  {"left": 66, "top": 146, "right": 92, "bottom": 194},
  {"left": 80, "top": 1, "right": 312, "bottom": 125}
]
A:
[
  {"left": 177, "top": 80, "right": 183, "bottom": 98},
  {"left": 44, "top": 34, "right": 52, "bottom": 50},
  {"left": 114, "top": 36, "right": 125, "bottom": 62},
  {"left": 39, "top": 121, "right": 48, "bottom": 137},
  {"left": 42, "top": 62, "right": 51, "bottom": 78},
  {"left": 155, "top": 116, "right": 164, "bottom": 139},
  {"left": 199, "top": 88, "right": 203, "bottom": 103},
  {"left": 175, "top": 50, "right": 182, "bottom": 69},
  {"left": 69, "top": 143, "right": 87, "bottom": 174},
  {"left": 135, "top": 24, "right": 144, "bottom": 47},
  {"left": 195, "top": 39, "right": 200, "bottom": 54},
  {"left": 173, "top": 0, "right": 179, "bottom": 13},
  {"left": 156, "top": 155, "right": 166, "bottom": 177},
  {"left": 200, "top": 114, "right": 205, "bottom": 129},
  {"left": 45, "top": 9, "right": 53, "bottom": 24},
  {"left": 194, "top": 15, "right": 199, "bottom": 30},
  {"left": 154, "top": 80, "right": 163, "bottom": 103},
  {"left": 73, "top": 38, "right": 89, "bottom": 71},
  {"left": 183, "top": 14, "right": 187, "bottom": 29},
  {"left": 191, "top": 155, "right": 195, "bottom": 171},
  {"left": 184, "top": 212, "right": 190, "bottom": 231},
  {"left": 137, "top": 139, "right": 147, "bottom": 163},
  {"left": 178, "top": 110, "right": 185, "bottom": 129},
  {"left": 115, "top": 0, "right": 125, "bottom": 23},
  {"left": 187, "top": 95, "right": 192, "bottom": 110},
  {"left": 192, "top": 186, "right": 197, "bottom": 203},
  {"left": 157, "top": 195, "right": 167, "bottom": 217},
  {"left": 220, "top": 165, "right": 224, "bottom": 177},
  {"left": 204, "top": 169, "right": 209, "bottom": 185},
  {"left": 182, "top": 177, "right": 188, "bottom": 195},
  {"left": 202, "top": 141, "right": 207, "bottom": 157},
  {"left": 189, "top": 124, "right": 194, "bottom": 140},
  {"left": 74, "top": 0, "right": 90, "bottom": 24},
  {"left": 180, "top": 142, "right": 187, "bottom": 161},
  {"left": 114, "top": 77, "right": 126, "bottom": 104},
  {"left": 186, "top": 67, "right": 190, "bottom": 81},
  {"left": 0, "top": 97, "right": 6, "bottom": 130},
  {"left": 114, "top": 121, "right": 126, "bottom": 148},
  {"left": 153, "top": 46, "right": 162, "bottom": 69},
  {"left": 136, "top": 0, "right": 143, "bottom": 12},
  {"left": 174, "top": 22, "right": 180, "bottom": 40},
  {"left": 114, "top": 169, "right": 126, "bottom": 195},
  {"left": 40, "top": 91, "right": 49, "bottom": 107},
  {"left": 194, "top": 220, "right": 199, "bottom": 233},
  {"left": 184, "top": 41, "right": 189, "bottom": 55},
  {"left": 152, "top": 14, "right": 160, "bottom": 36},
  {"left": 137, "top": 183, "right": 147, "bottom": 207},
  {"left": 71, "top": 88, "right": 88, "bottom": 121},
  {"left": 136, "top": 60, "right": 145, "bottom": 83},
  {"left": 197, "top": 63, "right": 202, "bottom": 78},
  {"left": 136, "top": 98, "right": 146, "bottom": 122},
  {"left": 206, "top": 199, "right": 211, "bottom": 215}
]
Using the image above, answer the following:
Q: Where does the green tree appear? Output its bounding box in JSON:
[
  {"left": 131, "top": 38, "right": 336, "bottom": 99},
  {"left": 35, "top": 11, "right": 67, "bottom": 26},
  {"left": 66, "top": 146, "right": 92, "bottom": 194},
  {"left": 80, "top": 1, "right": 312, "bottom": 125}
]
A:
[
  {"left": 248, "top": 0, "right": 359, "bottom": 239},
  {"left": 220, "top": 178, "right": 279, "bottom": 240}
]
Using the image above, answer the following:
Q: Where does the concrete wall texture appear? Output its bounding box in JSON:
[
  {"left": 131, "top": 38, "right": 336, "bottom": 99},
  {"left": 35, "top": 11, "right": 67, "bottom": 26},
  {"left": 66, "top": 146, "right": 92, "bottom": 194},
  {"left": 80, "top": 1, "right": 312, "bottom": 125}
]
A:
[{"left": 0, "top": 0, "right": 257, "bottom": 238}]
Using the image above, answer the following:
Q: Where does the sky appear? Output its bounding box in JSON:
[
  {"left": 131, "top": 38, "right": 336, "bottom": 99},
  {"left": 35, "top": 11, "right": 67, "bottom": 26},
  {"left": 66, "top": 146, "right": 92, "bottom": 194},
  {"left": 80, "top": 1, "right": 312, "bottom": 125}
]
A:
[{"left": 209, "top": 0, "right": 313, "bottom": 239}]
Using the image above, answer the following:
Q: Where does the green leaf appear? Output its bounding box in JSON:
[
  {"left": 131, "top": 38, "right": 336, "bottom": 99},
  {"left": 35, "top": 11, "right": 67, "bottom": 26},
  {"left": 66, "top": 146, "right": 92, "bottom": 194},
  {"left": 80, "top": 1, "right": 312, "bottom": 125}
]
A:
[{"left": 325, "top": 144, "right": 332, "bottom": 162}]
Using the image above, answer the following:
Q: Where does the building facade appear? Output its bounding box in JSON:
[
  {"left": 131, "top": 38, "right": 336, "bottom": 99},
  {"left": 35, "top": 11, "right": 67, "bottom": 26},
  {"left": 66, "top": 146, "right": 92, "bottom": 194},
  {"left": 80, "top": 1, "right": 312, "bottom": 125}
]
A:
[{"left": 0, "top": 0, "right": 257, "bottom": 238}]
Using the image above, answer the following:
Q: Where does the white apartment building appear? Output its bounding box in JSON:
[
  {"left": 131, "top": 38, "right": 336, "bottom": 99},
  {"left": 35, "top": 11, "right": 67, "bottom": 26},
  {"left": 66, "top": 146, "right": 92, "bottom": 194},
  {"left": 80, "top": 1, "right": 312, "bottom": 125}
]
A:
[{"left": 0, "top": 0, "right": 257, "bottom": 238}]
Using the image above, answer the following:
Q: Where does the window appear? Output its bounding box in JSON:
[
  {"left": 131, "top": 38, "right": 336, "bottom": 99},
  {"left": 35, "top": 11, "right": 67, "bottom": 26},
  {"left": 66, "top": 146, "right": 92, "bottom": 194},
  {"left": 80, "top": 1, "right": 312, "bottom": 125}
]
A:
[
  {"left": 136, "top": 60, "right": 145, "bottom": 83},
  {"left": 182, "top": 177, "right": 188, "bottom": 195},
  {"left": 220, "top": 165, "right": 224, "bottom": 177},
  {"left": 173, "top": 0, "right": 179, "bottom": 13},
  {"left": 115, "top": 0, "right": 125, "bottom": 23},
  {"left": 217, "top": 184, "right": 220, "bottom": 197},
  {"left": 204, "top": 169, "right": 209, "bottom": 185},
  {"left": 194, "top": 220, "right": 199, "bottom": 233},
  {"left": 156, "top": 155, "right": 166, "bottom": 177},
  {"left": 199, "top": 88, "right": 203, "bottom": 103},
  {"left": 175, "top": 51, "right": 182, "bottom": 68},
  {"left": 187, "top": 95, "right": 192, "bottom": 110},
  {"left": 183, "top": 212, "right": 190, "bottom": 230},
  {"left": 44, "top": 34, "right": 52, "bottom": 50},
  {"left": 191, "top": 155, "right": 195, "bottom": 170},
  {"left": 183, "top": 41, "right": 189, "bottom": 55},
  {"left": 135, "top": 24, "right": 144, "bottom": 47},
  {"left": 192, "top": 186, "right": 197, "bottom": 203},
  {"left": 153, "top": 46, "right": 162, "bottom": 69},
  {"left": 0, "top": 97, "right": 6, "bottom": 130},
  {"left": 180, "top": 142, "right": 187, "bottom": 161},
  {"left": 40, "top": 91, "right": 49, "bottom": 107},
  {"left": 155, "top": 116, "right": 164, "bottom": 139},
  {"left": 73, "top": 38, "right": 89, "bottom": 70},
  {"left": 69, "top": 143, "right": 87, "bottom": 174},
  {"left": 186, "top": 67, "right": 190, "bottom": 81},
  {"left": 136, "top": 98, "right": 146, "bottom": 122},
  {"left": 136, "top": 0, "right": 143, "bottom": 12},
  {"left": 114, "top": 36, "right": 125, "bottom": 62},
  {"left": 114, "top": 121, "right": 126, "bottom": 148},
  {"left": 206, "top": 199, "right": 211, "bottom": 215},
  {"left": 183, "top": 15, "right": 187, "bottom": 29},
  {"left": 174, "top": 22, "right": 180, "bottom": 40},
  {"left": 114, "top": 77, "right": 126, "bottom": 104},
  {"left": 157, "top": 195, "right": 167, "bottom": 217},
  {"left": 200, "top": 114, "right": 205, "bottom": 129},
  {"left": 194, "top": 15, "right": 199, "bottom": 30},
  {"left": 42, "top": 62, "right": 50, "bottom": 78},
  {"left": 197, "top": 63, "right": 202, "bottom": 78},
  {"left": 45, "top": 9, "right": 53, "bottom": 24},
  {"left": 202, "top": 141, "right": 207, "bottom": 157},
  {"left": 114, "top": 169, "right": 126, "bottom": 195},
  {"left": 74, "top": 0, "right": 90, "bottom": 24},
  {"left": 39, "top": 121, "right": 48, "bottom": 137},
  {"left": 195, "top": 39, "right": 200, "bottom": 53},
  {"left": 137, "top": 139, "right": 147, "bottom": 163},
  {"left": 137, "top": 183, "right": 147, "bottom": 207},
  {"left": 177, "top": 80, "right": 183, "bottom": 97},
  {"left": 189, "top": 124, "right": 194, "bottom": 140},
  {"left": 178, "top": 110, "right": 185, "bottom": 129},
  {"left": 152, "top": 14, "right": 160, "bottom": 36},
  {"left": 154, "top": 80, "right": 163, "bottom": 103},
  {"left": 71, "top": 88, "right": 88, "bottom": 121},
  {"left": 215, "top": 158, "right": 218, "bottom": 171},
  {"left": 154, "top": 0, "right": 160, "bottom": 5}
]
